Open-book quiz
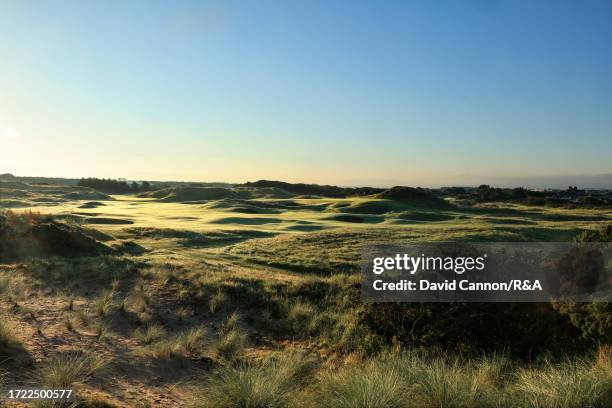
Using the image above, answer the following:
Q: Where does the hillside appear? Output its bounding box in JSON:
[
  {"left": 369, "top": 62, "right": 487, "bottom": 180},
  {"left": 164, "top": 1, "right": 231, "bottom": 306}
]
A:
[
  {"left": 1, "top": 181, "right": 611, "bottom": 407},
  {"left": 138, "top": 186, "right": 245, "bottom": 202},
  {"left": 242, "top": 180, "right": 384, "bottom": 198},
  {"left": 0, "top": 211, "right": 112, "bottom": 261}
]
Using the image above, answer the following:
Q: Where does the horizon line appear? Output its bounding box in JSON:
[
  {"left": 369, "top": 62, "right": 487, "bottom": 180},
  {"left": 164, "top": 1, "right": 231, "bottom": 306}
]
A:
[{"left": 2, "top": 171, "right": 612, "bottom": 190}]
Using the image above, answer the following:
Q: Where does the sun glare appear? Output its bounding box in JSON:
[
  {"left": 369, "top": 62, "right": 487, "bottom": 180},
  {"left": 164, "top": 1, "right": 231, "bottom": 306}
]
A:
[{"left": 3, "top": 128, "right": 20, "bottom": 139}]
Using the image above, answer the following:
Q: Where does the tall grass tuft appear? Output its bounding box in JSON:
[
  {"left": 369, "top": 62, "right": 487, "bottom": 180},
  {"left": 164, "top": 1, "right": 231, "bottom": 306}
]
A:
[
  {"left": 314, "top": 355, "right": 409, "bottom": 408},
  {"left": 192, "top": 351, "right": 317, "bottom": 408},
  {"left": 93, "top": 290, "right": 115, "bottom": 317},
  {"left": 177, "top": 326, "right": 208, "bottom": 355},
  {"left": 287, "top": 301, "right": 316, "bottom": 335},
  {"left": 410, "top": 356, "right": 499, "bottom": 408},
  {"left": 36, "top": 353, "right": 106, "bottom": 388},
  {"left": 310, "top": 351, "right": 506, "bottom": 408},
  {"left": 133, "top": 324, "right": 166, "bottom": 344},
  {"left": 146, "top": 340, "right": 182, "bottom": 360},
  {"left": 212, "top": 328, "right": 247, "bottom": 361},
  {"left": 175, "top": 306, "right": 192, "bottom": 322},
  {"left": 221, "top": 311, "right": 240, "bottom": 334},
  {"left": 209, "top": 290, "right": 228, "bottom": 313},
  {"left": 511, "top": 358, "right": 612, "bottom": 408}
]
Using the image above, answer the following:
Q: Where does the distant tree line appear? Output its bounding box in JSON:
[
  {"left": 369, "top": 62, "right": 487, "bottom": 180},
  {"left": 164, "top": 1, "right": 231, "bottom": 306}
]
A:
[
  {"left": 475, "top": 184, "right": 529, "bottom": 201},
  {"left": 78, "top": 178, "right": 151, "bottom": 193}
]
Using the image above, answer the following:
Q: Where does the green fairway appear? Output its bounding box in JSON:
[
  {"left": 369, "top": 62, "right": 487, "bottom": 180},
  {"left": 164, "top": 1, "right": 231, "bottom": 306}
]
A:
[{"left": 1, "top": 181, "right": 611, "bottom": 407}]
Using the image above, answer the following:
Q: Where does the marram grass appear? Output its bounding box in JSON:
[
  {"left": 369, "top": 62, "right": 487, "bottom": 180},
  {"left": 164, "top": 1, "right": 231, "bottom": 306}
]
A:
[{"left": 190, "top": 349, "right": 612, "bottom": 408}]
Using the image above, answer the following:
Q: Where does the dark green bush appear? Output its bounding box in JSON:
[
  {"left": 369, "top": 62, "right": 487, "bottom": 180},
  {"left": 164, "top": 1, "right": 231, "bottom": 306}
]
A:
[{"left": 358, "top": 302, "right": 588, "bottom": 358}]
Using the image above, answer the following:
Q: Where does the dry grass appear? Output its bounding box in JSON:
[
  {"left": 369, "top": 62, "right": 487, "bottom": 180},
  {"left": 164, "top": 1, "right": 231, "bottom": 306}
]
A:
[
  {"left": 93, "top": 290, "right": 115, "bottom": 317},
  {"left": 4, "top": 210, "right": 50, "bottom": 229},
  {"left": 3, "top": 189, "right": 612, "bottom": 407},
  {"left": 192, "top": 351, "right": 317, "bottom": 408},
  {"left": 175, "top": 306, "right": 192, "bottom": 322},
  {"left": 513, "top": 358, "right": 612, "bottom": 408},
  {"left": 63, "top": 317, "right": 74, "bottom": 332},
  {"left": 220, "top": 311, "right": 240, "bottom": 334},
  {"left": 36, "top": 352, "right": 107, "bottom": 388},
  {"left": 212, "top": 328, "right": 247, "bottom": 361},
  {"left": 209, "top": 290, "right": 228, "bottom": 314},
  {"left": 74, "top": 309, "right": 91, "bottom": 327},
  {"left": 177, "top": 326, "right": 208, "bottom": 355},
  {"left": 0, "top": 318, "right": 20, "bottom": 350},
  {"left": 133, "top": 324, "right": 167, "bottom": 344}
]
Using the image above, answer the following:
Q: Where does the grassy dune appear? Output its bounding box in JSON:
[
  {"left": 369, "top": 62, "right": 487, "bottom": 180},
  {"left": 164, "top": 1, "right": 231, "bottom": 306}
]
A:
[{"left": 1, "top": 182, "right": 611, "bottom": 407}]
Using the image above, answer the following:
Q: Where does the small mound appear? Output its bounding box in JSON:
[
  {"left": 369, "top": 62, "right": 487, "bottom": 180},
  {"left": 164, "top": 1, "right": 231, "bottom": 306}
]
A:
[
  {"left": 85, "top": 217, "right": 134, "bottom": 225},
  {"left": 0, "top": 212, "right": 112, "bottom": 261},
  {"left": 211, "top": 217, "right": 282, "bottom": 225},
  {"left": 482, "top": 218, "right": 537, "bottom": 225},
  {"left": 139, "top": 187, "right": 243, "bottom": 202},
  {"left": 29, "top": 197, "right": 65, "bottom": 203},
  {"left": 126, "top": 227, "right": 276, "bottom": 247},
  {"left": 0, "top": 200, "right": 30, "bottom": 208},
  {"left": 341, "top": 200, "right": 396, "bottom": 214},
  {"left": 0, "top": 188, "right": 30, "bottom": 198},
  {"left": 242, "top": 180, "right": 384, "bottom": 198},
  {"left": 204, "top": 200, "right": 282, "bottom": 214},
  {"left": 244, "top": 200, "right": 329, "bottom": 211},
  {"left": 78, "top": 201, "right": 106, "bottom": 209},
  {"left": 295, "top": 195, "right": 322, "bottom": 199},
  {"left": 80, "top": 227, "right": 115, "bottom": 241},
  {"left": 537, "top": 213, "right": 610, "bottom": 222},
  {"left": 0, "top": 181, "right": 29, "bottom": 189},
  {"left": 331, "top": 202, "right": 350, "bottom": 208},
  {"left": 393, "top": 211, "right": 455, "bottom": 222},
  {"left": 113, "top": 240, "right": 147, "bottom": 255},
  {"left": 377, "top": 186, "right": 434, "bottom": 200},
  {"left": 234, "top": 186, "right": 295, "bottom": 199},
  {"left": 328, "top": 214, "right": 364, "bottom": 223},
  {"left": 284, "top": 224, "right": 327, "bottom": 231},
  {"left": 228, "top": 207, "right": 263, "bottom": 214},
  {"left": 29, "top": 223, "right": 111, "bottom": 256},
  {"left": 62, "top": 191, "right": 112, "bottom": 200}
]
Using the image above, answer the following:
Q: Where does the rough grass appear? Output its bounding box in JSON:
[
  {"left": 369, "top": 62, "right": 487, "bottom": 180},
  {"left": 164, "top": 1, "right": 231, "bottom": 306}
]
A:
[
  {"left": 512, "top": 358, "right": 612, "bottom": 408},
  {"left": 287, "top": 301, "right": 316, "bottom": 334},
  {"left": 303, "top": 351, "right": 611, "bottom": 408},
  {"left": 36, "top": 352, "right": 106, "bottom": 388},
  {"left": 209, "top": 290, "right": 229, "bottom": 313},
  {"left": 3, "top": 185, "right": 612, "bottom": 407},
  {"left": 192, "top": 351, "right": 317, "bottom": 408},
  {"left": 212, "top": 328, "right": 247, "bottom": 361},
  {"left": 138, "top": 186, "right": 244, "bottom": 202},
  {"left": 177, "top": 326, "right": 208, "bottom": 355},
  {"left": 93, "top": 289, "right": 115, "bottom": 317},
  {"left": 315, "top": 359, "right": 406, "bottom": 408},
  {"left": 0, "top": 318, "right": 20, "bottom": 353},
  {"left": 133, "top": 324, "right": 167, "bottom": 344},
  {"left": 188, "top": 350, "right": 521, "bottom": 408},
  {"left": 139, "top": 326, "right": 208, "bottom": 360}
]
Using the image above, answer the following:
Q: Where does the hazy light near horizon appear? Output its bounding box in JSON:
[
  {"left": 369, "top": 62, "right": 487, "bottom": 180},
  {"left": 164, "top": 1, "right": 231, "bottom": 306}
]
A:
[
  {"left": 0, "top": 1, "right": 611, "bottom": 184},
  {"left": 2, "top": 128, "right": 20, "bottom": 140}
]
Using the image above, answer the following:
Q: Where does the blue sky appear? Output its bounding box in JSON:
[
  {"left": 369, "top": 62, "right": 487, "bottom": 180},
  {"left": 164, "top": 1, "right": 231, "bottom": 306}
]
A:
[{"left": 1, "top": 0, "right": 611, "bottom": 186}]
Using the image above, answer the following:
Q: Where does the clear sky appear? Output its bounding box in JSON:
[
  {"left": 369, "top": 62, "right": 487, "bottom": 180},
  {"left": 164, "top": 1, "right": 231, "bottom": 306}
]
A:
[{"left": 1, "top": 0, "right": 611, "bottom": 187}]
